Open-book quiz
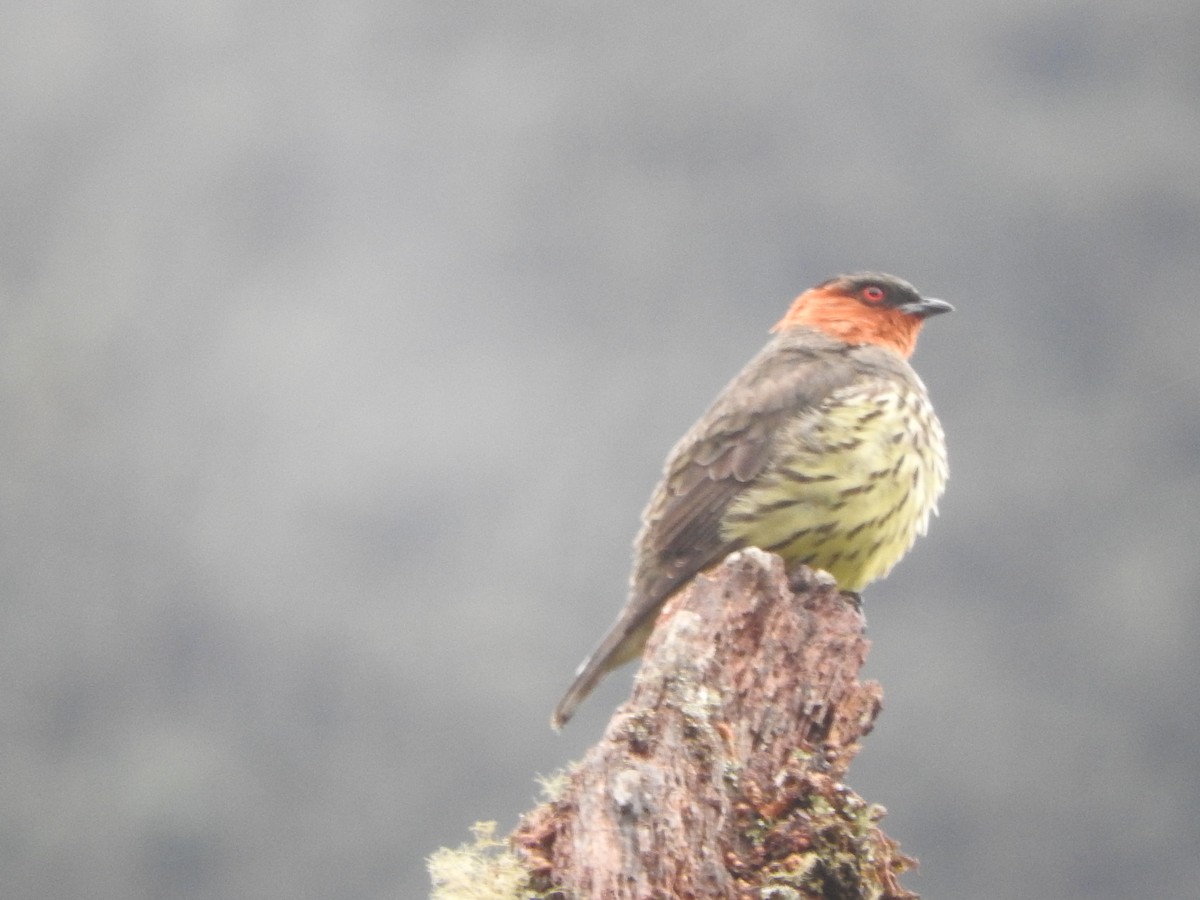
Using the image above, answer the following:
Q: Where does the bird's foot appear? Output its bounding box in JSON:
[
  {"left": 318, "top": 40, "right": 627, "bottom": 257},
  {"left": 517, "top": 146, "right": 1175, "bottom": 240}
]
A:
[{"left": 784, "top": 563, "right": 837, "bottom": 594}]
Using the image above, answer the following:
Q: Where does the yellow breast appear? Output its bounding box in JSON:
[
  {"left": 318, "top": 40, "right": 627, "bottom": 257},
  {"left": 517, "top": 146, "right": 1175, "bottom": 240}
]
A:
[{"left": 720, "top": 381, "right": 946, "bottom": 592}]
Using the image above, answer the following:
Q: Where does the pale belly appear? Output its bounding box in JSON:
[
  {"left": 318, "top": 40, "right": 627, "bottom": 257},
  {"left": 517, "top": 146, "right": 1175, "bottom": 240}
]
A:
[{"left": 721, "top": 385, "right": 947, "bottom": 592}]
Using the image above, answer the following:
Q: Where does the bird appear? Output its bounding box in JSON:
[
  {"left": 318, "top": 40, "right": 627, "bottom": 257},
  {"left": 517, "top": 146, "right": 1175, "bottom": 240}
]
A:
[{"left": 551, "top": 272, "right": 951, "bottom": 729}]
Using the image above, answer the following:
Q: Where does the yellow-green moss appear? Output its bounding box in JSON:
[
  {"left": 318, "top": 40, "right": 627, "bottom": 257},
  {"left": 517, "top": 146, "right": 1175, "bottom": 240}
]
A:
[{"left": 427, "top": 821, "right": 535, "bottom": 900}]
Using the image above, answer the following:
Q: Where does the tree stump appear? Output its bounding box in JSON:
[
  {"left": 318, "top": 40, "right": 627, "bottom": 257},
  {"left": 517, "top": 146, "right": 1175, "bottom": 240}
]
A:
[{"left": 512, "top": 548, "right": 916, "bottom": 900}]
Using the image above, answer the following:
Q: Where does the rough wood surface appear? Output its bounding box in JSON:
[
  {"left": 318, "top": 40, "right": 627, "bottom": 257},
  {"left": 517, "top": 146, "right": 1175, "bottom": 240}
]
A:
[{"left": 514, "top": 548, "right": 916, "bottom": 899}]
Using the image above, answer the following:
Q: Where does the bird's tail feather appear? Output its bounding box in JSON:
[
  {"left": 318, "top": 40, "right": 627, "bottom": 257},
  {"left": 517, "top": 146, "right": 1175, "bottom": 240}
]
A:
[{"left": 550, "top": 616, "right": 654, "bottom": 730}]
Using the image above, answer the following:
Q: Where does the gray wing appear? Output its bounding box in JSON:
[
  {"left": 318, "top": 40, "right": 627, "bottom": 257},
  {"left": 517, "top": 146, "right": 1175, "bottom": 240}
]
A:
[
  {"left": 632, "top": 342, "right": 863, "bottom": 608},
  {"left": 552, "top": 336, "right": 871, "bottom": 728}
]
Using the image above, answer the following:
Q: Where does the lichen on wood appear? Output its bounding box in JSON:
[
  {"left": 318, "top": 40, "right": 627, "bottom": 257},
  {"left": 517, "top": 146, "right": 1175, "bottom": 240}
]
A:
[{"left": 432, "top": 549, "right": 918, "bottom": 899}]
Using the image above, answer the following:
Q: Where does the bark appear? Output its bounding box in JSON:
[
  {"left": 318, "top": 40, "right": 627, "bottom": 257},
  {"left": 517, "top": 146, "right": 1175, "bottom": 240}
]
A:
[{"left": 513, "top": 548, "right": 917, "bottom": 900}]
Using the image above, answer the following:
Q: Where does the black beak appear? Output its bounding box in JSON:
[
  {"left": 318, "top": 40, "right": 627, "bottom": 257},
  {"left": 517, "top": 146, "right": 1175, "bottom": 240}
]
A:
[{"left": 901, "top": 297, "right": 954, "bottom": 318}]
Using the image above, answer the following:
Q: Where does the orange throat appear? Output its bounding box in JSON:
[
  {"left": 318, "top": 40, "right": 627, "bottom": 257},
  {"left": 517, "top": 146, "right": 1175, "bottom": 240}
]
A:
[{"left": 772, "top": 288, "right": 924, "bottom": 358}]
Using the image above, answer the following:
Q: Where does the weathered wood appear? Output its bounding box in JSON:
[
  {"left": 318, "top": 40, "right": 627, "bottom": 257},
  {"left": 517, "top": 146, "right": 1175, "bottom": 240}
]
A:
[{"left": 514, "top": 549, "right": 916, "bottom": 899}]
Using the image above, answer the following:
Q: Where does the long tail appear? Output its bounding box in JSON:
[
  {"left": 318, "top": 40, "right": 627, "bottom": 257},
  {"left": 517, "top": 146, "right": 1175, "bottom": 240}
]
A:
[{"left": 550, "top": 615, "right": 654, "bottom": 730}]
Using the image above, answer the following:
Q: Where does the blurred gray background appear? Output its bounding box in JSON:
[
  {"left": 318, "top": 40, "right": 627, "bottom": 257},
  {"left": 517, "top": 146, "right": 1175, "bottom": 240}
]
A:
[{"left": 4, "top": 1, "right": 1199, "bottom": 898}]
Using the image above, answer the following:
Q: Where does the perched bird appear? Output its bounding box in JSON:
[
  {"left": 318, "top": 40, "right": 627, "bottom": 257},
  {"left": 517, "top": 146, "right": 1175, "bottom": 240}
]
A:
[{"left": 551, "top": 272, "right": 951, "bottom": 729}]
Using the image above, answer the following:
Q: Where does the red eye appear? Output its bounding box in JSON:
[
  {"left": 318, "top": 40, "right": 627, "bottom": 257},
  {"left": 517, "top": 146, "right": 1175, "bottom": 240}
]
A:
[{"left": 862, "top": 285, "right": 886, "bottom": 303}]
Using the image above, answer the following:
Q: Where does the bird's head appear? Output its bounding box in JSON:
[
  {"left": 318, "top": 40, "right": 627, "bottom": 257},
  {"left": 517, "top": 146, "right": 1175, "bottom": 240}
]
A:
[{"left": 772, "top": 272, "right": 953, "bottom": 359}]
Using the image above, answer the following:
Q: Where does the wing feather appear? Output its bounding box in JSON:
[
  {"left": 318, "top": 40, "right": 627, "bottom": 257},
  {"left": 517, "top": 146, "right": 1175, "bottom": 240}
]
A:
[
  {"left": 550, "top": 334, "right": 910, "bottom": 728},
  {"left": 635, "top": 344, "right": 861, "bottom": 601}
]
